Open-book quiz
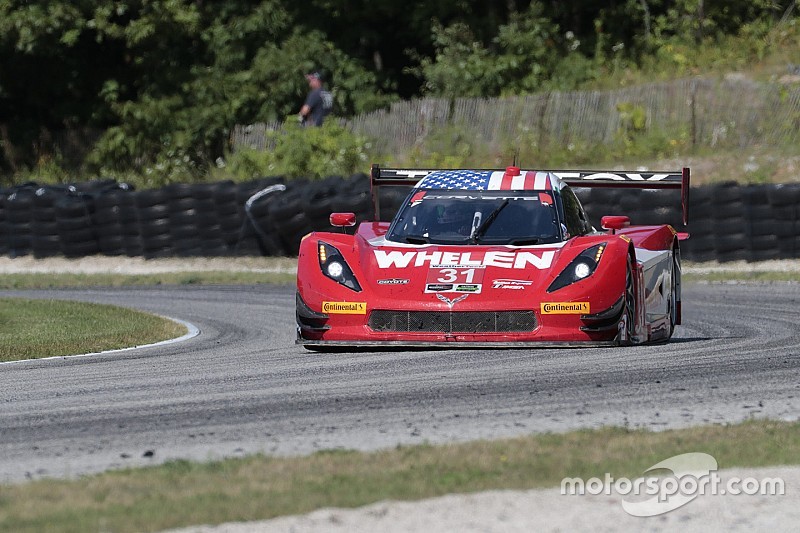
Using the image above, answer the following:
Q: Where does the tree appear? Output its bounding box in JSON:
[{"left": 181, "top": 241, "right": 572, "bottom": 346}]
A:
[
  {"left": 0, "top": 0, "right": 390, "bottom": 178},
  {"left": 410, "top": 3, "right": 565, "bottom": 98}
]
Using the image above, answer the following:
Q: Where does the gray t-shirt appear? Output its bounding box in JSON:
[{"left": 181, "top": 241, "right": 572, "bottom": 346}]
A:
[{"left": 304, "top": 88, "right": 333, "bottom": 126}]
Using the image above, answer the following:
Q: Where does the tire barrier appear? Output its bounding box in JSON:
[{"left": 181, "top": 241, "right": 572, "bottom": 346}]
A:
[
  {"left": 1, "top": 177, "right": 799, "bottom": 262},
  {"left": 575, "top": 182, "right": 800, "bottom": 263}
]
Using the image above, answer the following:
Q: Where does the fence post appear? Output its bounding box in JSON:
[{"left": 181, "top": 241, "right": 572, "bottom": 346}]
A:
[
  {"left": 690, "top": 79, "right": 698, "bottom": 151},
  {"left": 537, "top": 92, "right": 551, "bottom": 150}
]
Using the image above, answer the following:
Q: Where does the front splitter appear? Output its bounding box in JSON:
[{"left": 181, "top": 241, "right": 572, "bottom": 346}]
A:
[{"left": 297, "top": 339, "right": 619, "bottom": 349}]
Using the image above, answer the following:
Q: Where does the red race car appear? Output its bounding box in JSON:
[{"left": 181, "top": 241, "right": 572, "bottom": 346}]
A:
[{"left": 296, "top": 165, "right": 690, "bottom": 349}]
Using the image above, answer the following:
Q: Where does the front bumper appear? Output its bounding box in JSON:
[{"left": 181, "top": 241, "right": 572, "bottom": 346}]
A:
[{"left": 296, "top": 292, "right": 623, "bottom": 347}]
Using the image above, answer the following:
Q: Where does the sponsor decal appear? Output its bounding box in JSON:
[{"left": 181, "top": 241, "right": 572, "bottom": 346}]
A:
[
  {"left": 541, "top": 302, "right": 590, "bottom": 314},
  {"left": 377, "top": 278, "right": 410, "bottom": 285},
  {"left": 395, "top": 169, "right": 434, "bottom": 178},
  {"left": 374, "top": 250, "right": 555, "bottom": 270},
  {"left": 426, "top": 283, "right": 454, "bottom": 292},
  {"left": 492, "top": 279, "right": 533, "bottom": 290},
  {"left": 436, "top": 293, "right": 469, "bottom": 308},
  {"left": 425, "top": 265, "right": 485, "bottom": 293},
  {"left": 455, "top": 284, "right": 481, "bottom": 292},
  {"left": 554, "top": 172, "right": 672, "bottom": 182},
  {"left": 426, "top": 283, "right": 481, "bottom": 294},
  {"left": 322, "top": 301, "right": 367, "bottom": 314}
]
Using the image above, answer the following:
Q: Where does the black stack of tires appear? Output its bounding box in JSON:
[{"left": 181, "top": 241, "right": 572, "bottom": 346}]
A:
[
  {"left": 31, "top": 187, "right": 63, "bottom": 258},
  {"left": 708, "top": 183, "right": 748, "bottom": 262},
  {"left": 166, "top": 183, "right": 215, "bottom": 257},
  {"left": 342, "top": 173, "right": 374, "bottom": 223},
  {"left": 2, "top": 176, "right": 799, "bottom": 262},
  {"left": 192, "top": 183, "right": 229, "bottom": 257},
  {"left": 212, "top": 180, "right": 245, "bottom": 253},
  {"left": 0, "top": 189, "right": 7, "bottom": 257},
  {"left": 135, "top": 189, "right": 171, "bottom": 259},
  {"left": 5, "top": 186, "right": 35, "bottom": 257},
  {"left": 55, "top": 193, "right": 99, "bottom": 258},
  {"left": 766, "top": 183, "right": 800, "bottom": 260},
  {"left": 93, "top": 188, "right": 142, "bottom": 257},
  {"left": 270, "top": 179, "right": 314, "bottom": 256},
  {"left": 681, "top": 186, "right": 715, "bottom": 262},
  {"left": 582, "top": 187, "right": 624, "bottom": 230},
  {"left": 236, "top": 177, "right": 285, "bottom": 256},
  {"left": 743, "top": 185, "right": 780, "bottom": 262}
]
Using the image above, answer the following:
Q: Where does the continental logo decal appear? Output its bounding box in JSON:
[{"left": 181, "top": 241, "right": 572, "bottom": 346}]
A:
[
  {"left": 322, "top": 301, "right": 367, "bottom": 314},
  {"left": 541, "top": 302, "right": 589, "bottom": 314}
]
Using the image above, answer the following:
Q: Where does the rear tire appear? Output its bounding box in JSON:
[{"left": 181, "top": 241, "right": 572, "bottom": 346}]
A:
[{"left": 622, "top": 257, "right": 636, "bottom": 345}]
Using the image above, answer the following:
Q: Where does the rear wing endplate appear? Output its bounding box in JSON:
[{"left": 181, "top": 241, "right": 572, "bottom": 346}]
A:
[{"left": 370, "top": 164, "right": 691, "bottom": 225}]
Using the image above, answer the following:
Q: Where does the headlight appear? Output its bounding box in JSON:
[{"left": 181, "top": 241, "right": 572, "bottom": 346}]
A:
[
  {"left": 574, "top": 262, "right": 592, "bottom": 279},
  {"left": 547, "top": 243, "right": 606, "bottom": 293},
  {"left": 318, "top": 241, "right": 362, "bottom": 292},
  {"left": 326, "top": 261, "right": 344, "bottom": 278}
]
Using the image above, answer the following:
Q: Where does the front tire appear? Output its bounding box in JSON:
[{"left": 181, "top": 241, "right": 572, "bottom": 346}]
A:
[{"left": 667, "top": 249, "right": 679, "bottom": 338}]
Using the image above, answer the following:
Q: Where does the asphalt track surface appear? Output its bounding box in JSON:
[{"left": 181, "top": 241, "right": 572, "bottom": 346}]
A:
[{"left": 1, "top": 283, "right": 799, "bottom": 483}]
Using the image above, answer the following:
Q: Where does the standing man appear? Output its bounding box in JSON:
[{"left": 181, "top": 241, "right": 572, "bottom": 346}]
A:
[{"left": 299, "top": 70, "right": 333, "bottom": 127}]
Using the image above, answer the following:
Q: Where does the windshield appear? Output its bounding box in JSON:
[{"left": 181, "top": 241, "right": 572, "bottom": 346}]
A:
[{"left": 386, "top": 189, "right": 561, "bottom": 245}]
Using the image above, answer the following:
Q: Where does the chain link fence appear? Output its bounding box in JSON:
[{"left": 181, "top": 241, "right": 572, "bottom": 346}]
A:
[{"left": 232, "top": 77, "right": 800, "bottom": 154}]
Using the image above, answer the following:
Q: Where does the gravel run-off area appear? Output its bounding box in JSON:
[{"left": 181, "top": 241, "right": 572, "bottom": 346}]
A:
[{"left": 168, "top": 466, "right": 799, "bottom": 533}]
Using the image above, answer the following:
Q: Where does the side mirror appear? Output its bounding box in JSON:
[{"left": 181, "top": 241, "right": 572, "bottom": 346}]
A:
[
  {"left": 330, "top": 212, "right": 357, "bottom": 228},
  {"left": 601, "top": 215, "right": 630, "bottom": 234}
]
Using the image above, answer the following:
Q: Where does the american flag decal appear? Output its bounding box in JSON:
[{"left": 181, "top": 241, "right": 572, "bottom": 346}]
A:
[{"left": 416, "top": 170, "right": 552, "bottom": 191}]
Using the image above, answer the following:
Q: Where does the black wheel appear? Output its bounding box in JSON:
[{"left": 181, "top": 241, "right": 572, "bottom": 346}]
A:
[
  {"left": 667, "top": 251, "right": 679, "bottom": 338},
  {"left": 623, "top": 257, "right": 636, "bottom": 344}
]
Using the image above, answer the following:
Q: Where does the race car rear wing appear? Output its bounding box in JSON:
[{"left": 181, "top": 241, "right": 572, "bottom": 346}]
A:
[
  {"left": 557, "top": 169, "right": 690, "bottom": 225},
  {"left": 370, "top": 164, "right": 690, "bottom": 225}
]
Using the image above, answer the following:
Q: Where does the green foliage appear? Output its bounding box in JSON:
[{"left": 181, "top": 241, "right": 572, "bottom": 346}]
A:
[
  {"left": 650, "top": 0, "right": 783, "bottom": 45},
  {"left": 400, "top": 124, "right": 486, "bottom": 168},
  {"left": 83, "top": 7, "right": 390, "bottom": 176},
  {"left": 0, "top": 0, "right": 797, "bottom": 181},
  {"left": 411, "top": 3, "right": 577, "bottom": 97},
  {"left": 617, "top": 102, "right": 648, "bottom": 135},
  {"left": 492, "top": 3, "right": 562, "bottom": 95},
  {"left": 409, "top": 22, "right": 502, "bottom": 97},
  {"left": 0, "top": 0, "right": 390, "bottom": 177},
  {"left": 225, "top": 121, "right": 373, "bottom": 180}
]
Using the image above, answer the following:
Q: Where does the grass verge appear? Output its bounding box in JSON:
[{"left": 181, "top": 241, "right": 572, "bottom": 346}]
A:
[
  {"left": 0, "top": 268, "right": 796, "bottom": 289},
  {"left": 0, "top": 271, "right": 295, "bottom": 290},
  {"left": 0, "top": 298, "right": 186, "bottom": 361},
  {"left": 0, "top": 419, "right": 797, "bottom": 533},
  {"left": 684, "top": 271, "right": 800, "bottom": 283}
]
